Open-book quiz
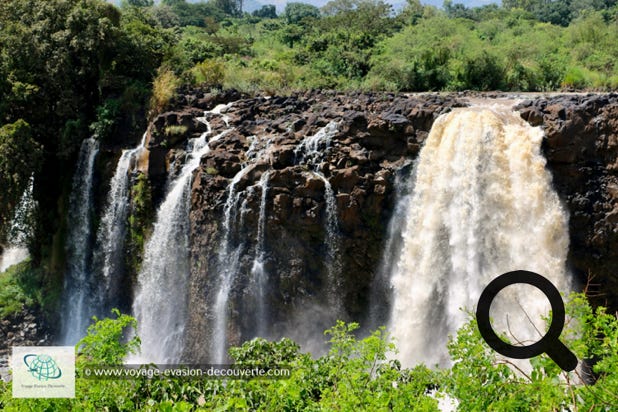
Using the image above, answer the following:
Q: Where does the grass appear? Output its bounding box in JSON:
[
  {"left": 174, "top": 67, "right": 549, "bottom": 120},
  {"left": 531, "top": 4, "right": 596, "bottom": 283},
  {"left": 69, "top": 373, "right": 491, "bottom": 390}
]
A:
[{"left": 164, "top": 125, "right": 188, "bottom": 137}]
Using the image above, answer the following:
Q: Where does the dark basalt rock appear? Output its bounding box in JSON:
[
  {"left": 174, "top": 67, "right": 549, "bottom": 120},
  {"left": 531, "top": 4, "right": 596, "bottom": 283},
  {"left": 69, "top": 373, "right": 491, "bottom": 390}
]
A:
[
  {"left": 0, "top": 307, "right": 51, "bottom": 361},
  {"left": 517, "top": 94, "right": 618, "bottom": 310},
  {"left": 138, "top": 90, "right": 618, "bottom": 360}
]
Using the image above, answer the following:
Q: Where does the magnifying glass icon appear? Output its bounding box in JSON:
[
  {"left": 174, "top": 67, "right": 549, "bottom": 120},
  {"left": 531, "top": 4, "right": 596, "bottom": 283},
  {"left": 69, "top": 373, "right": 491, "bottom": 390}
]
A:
[{"left": 476, "top": 270, "right": 578, "bottom": 372}]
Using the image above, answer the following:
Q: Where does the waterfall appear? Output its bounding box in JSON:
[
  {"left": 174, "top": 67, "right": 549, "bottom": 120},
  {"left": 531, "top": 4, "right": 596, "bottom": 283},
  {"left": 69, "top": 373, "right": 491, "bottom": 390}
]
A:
[
  {"left": 133, "top": 108, "right": 232, "bottom": 363},
  {"left": 250, "top": 171, "right": 270, "bottom": 338},
  {"left": 295, "top": 121, "right": 342, "bottom": 306},
  {"left": 211, "top": 168, "right": 249, "bottom": 363},
  {"left": 368, "top": 161, "right": 415, "bottom": 329},
  {"left": 210, "top": 121, "right": 341, "bottom": 362},
  {"left": 61, "top": 137, "right": 99, "bottom": 344},
  {"left": 210, "top": 146, "right": 273, "bottom": 363},
  {"left": 0, "top": 176, "right": 36, "bottom": 272},
  {"left": 93, "top": 134, "right": 146, "bottom": 308},
  {"left": 388, "top": 107, "right": 570, "bottom": 367}
]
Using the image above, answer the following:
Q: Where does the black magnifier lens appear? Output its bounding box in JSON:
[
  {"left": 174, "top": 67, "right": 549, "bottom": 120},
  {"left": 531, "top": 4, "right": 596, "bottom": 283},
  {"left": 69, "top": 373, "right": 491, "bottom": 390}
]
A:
[{"left": 476, "top": 270, "right": 578, "bottom": 372}]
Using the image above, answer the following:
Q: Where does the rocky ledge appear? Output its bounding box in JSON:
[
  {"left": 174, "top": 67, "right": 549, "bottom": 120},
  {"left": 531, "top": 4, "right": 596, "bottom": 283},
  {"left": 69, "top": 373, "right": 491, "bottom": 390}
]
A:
[
  {"left": 142, "top": 90, "right": 617, "bottom": 358},
  {"left": 0, "top": 307, "right": 51, "bottom": 380}
]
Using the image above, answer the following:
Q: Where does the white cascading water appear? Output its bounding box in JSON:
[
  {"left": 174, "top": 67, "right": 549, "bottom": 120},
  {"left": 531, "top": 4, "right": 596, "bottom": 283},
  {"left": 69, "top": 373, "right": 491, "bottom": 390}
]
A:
[
  {"left": 211, "top": 121, "right": 342, "bottom": 362},
  {"left": 368, "top": 162, "right": 415, "bottom": 329},
  {"left": 250, "top": 171, "right": 270, "bottom": 338},
  {"left": 94, "top": 134, "right": 147, "bottom": 306},
  {"left": 388, "top": 107, "right": 570, "bottom": 367},
  {"left": 61, "top": 137, "right": 100, "bottom": 344},
  {"left": 295, "top": 121, "right": 341, "bottom": 305},
  {"left": 211, "top": 169, "right": 247, "bottom": 363},
  {"left": 211, "top": 143, "right": 273, "bottom": 363},
  {"left": 133, "top": 106, "right": 232, "bottom": 363},
  {"left": 0, "top": 176, "right": 36, "bottom": 272}
]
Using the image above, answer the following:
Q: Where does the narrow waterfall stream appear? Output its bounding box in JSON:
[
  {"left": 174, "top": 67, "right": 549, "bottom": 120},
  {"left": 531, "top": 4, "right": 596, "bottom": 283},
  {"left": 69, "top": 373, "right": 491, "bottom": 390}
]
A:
[
  {"left": 93, "top": 134, "right": 146, "bottom": 310},
  {"left": 250, "top": 171, "right": 270, "bottom": 338},
  {"left": 210, "top": 137, "right": 273, "bottom": 363},
  {"left": 133, "top": 105, "right": 233, "bottom": 363},
  {"left": 387, "top": 107, "right": 570, "bottom": 367},
  {"left": 294, "top": 121, "right": 341, "bottom": 307},
  {"left": 61, "top": 137, "right": 100, "bottom": 344},
  {"left": 210, "top": 121, "right": 342, "bottom": 362}
]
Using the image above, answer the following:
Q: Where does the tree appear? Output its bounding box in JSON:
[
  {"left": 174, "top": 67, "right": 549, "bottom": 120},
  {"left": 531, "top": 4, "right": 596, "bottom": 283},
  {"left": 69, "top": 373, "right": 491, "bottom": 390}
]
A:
[
  {"left": 122, "top": 0, "right": 154, "bottom": 7},
  {"left": 444, "top": 0, "right": 474, "bottom": 19},
  {"left": 283, "top": 2, "right": 321, "bottom": 24},
  {"left": 320, "top": 0, "right": 392, "bottom": 38},
  {"left": 0, "top": 120, "right": 42, "bottom": 237},
  {"left": 213, "top": 0, "right": 243, "bottom": 17},
  {"left": 253, "top": 4, "right": 277, "bottom": 18},
  {"left": 149, "top": 5, "right": 181, "bottom": 27}
]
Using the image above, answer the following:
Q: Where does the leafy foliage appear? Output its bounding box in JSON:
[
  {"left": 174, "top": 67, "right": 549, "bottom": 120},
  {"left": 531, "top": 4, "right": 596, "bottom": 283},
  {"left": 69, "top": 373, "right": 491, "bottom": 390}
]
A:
[
  {"left": 0, "top": 120, "right": 42, "bottom": 234},
  {"left": 78, "top": 308, "right": 141, "bottom": 365},
  {"left": 1, "top": 293, "right": 617, "bottom": 410},
  {"left": 1, "top": 293, "right": 616, "bottom": 410}
]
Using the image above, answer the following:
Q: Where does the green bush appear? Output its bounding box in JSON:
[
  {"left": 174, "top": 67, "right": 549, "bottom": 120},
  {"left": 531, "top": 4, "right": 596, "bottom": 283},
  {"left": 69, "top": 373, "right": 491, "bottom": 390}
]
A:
[
  {"left": 0, "top": 265, "right": 33, "bottom": 318},
  {"left": 150, "top": 68, "right": 180, "bottom": 115},
  {"left": 0, "top": 260, "right": 52, "bottom": 319},
  {"left": 562, "top": 66, "right": 590, "bottom": 89},
  {"left": 191, "top": 59, "right": 225, "bottom": 88},
  {"left": 1, "top": 293, "right": 617, "bottom": 410}
]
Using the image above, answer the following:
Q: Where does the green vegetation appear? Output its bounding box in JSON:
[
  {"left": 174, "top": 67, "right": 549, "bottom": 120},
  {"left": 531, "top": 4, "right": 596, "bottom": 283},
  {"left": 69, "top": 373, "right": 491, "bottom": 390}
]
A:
[
  {"left": 0, "top": 260, "right": 56, "bottom": 319},
  {"left": 0, "top": 121, "right": 42, "bottom": 236},
  {"left": 127, "top": 172, "right": 154, "bottom": 276},
  {"left": 2, "top": 0, "right": 617, "bottom": 262},
  {"left": 0, "top": 292, "right": 617, "bottom": 410},
  {"left": 164, "top": 125, "right": 189, "bottom": 137},
  {"left": 0, "top": 262, "right": 35, "bottom": 318}
]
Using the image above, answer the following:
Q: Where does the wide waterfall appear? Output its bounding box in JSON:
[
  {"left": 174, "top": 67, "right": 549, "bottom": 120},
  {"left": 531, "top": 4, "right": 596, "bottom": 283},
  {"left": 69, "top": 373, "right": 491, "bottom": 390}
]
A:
[
  {"left": 61, "top": 137, "right": 100, "bottom": 344},
  {"left": 388, "top": 107, "right": 570, "bottom": 367},
  {"left": 133, "top": 106, "right": 232, "bottom": 363}
]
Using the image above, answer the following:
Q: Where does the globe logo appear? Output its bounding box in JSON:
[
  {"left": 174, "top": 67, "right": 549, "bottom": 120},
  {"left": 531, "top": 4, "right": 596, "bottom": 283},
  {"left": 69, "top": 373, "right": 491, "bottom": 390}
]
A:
[{"left": 23, "top": 354, "right": 62, "bottom": 381}]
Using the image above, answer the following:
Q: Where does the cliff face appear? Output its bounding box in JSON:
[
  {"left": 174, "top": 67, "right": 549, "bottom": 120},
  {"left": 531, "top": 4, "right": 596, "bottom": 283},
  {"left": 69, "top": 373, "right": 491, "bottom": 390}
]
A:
[
  {"left": 143, "top": 91, "right": 618, "bottom": 359},
  {"left": 518, "top": 95, "right": 618, "bottom": 309}
]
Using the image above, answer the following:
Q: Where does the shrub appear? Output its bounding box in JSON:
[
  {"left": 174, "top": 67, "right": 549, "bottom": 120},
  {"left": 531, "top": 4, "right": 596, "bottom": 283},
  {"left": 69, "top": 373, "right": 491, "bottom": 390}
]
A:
[
  {"left": 149, "top": 68, "right": 180, "bottom": 115},
  {"left": 163, "top": 125, "right": 188, "bottom": 137},
  {"left": 562, "top": 66, "right": 590, "bottom": 89},
  {"left": 191, "top": 59, "right": 225, "bottom": 88}
]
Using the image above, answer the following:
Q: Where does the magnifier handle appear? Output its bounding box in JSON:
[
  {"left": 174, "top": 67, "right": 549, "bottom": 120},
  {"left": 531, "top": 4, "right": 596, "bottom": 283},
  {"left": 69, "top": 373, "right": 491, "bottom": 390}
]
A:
[{"left": 545, "top": 340, "right": 578, "bottom": 372}]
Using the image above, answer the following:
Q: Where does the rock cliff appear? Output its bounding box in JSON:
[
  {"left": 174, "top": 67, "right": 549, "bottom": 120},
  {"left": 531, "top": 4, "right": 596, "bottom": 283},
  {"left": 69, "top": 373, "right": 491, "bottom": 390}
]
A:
[
  {"left": 142, "top": 91, "right": 617, "bottom": 358},
  {"left": 518, "top": 94, "right": 618, "bottom": 309}
]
